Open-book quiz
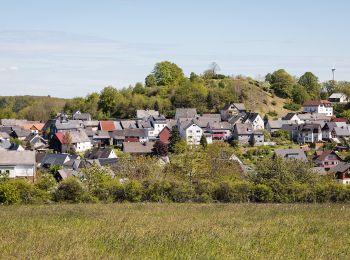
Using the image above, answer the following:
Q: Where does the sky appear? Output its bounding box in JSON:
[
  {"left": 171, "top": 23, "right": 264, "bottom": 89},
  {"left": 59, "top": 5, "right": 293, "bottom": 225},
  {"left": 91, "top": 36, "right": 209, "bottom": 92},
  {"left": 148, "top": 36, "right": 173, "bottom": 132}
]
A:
[{"left": 0, "top": 0, "right": 349, "bottom": 97}]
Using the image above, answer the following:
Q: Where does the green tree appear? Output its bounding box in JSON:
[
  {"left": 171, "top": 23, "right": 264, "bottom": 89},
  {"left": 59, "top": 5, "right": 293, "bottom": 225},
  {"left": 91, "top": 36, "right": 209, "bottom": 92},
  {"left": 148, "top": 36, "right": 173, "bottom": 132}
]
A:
[
  {"left": 298, "top": 72, "right": 321, "bottom": 99},
  {"left": 292, "top": 84, "right": 310, "bottom": 104},
  {"left": 169, "top": 128, "right": 181, "bottom": 153},
  {"left": 200, "top": 135, "right": 208, "bottom": 149},
  {"left": 152, "top": 61, "right": 185, "bottom": 86},
  {"left": 145, "top": 74, "right": 157, "bottom": 88},
  {"left": 268, "top": 69, "right": 295, "bottom": 98}
]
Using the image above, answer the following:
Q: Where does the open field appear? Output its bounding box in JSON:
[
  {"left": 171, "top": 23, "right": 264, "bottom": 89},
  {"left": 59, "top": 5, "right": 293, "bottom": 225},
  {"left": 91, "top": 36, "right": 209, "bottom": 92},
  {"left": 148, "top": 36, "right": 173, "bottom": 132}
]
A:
[{"left": 0, "top": 204, "right": 349, "bottom": 259}]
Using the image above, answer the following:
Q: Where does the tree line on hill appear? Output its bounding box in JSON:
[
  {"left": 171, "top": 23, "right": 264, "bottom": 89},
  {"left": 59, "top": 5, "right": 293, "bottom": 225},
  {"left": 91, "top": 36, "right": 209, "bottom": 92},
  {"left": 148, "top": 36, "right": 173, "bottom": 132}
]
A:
[
  {"left": 0, "top": 143, "right": 349, "bottom": 205},
  {"left": 1, "top": 61, "right": 350, "bottom": 121}
]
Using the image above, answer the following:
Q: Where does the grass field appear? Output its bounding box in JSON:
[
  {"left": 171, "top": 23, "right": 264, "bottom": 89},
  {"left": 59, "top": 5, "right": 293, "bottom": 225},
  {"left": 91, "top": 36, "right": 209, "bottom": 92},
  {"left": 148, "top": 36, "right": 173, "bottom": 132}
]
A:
[{"left": 0, "top": 204, "right": 349, "bottom": 259}]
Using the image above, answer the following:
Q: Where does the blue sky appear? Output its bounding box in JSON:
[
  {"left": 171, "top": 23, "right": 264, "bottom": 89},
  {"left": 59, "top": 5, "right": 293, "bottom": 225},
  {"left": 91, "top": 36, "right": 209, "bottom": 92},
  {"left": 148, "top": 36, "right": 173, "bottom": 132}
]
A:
[{"left": 0, "top": 0, "right": 349, "bottom": 97}]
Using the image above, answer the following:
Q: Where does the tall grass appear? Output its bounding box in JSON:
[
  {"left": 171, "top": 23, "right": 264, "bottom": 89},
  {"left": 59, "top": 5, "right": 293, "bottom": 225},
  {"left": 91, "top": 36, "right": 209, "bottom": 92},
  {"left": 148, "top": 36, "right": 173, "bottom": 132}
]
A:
[{"left": 0, "top": 204, "right": 348, "bottom": 259}]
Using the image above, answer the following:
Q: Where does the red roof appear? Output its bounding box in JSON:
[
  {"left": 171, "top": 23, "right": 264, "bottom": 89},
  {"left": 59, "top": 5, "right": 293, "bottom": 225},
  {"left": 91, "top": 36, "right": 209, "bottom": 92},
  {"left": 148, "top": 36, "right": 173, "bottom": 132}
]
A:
[
  {"left": 100, "top": 121, "right": 116, "bottom": 132},
  {"left": 303, "top": 100, "right": 332, "bottom": 107},
  {"left": 55, "top": 132, "right": 65, "bottom": 144},
  {"left": 332, "top": 118, "right": 348, "bottom": 123}
]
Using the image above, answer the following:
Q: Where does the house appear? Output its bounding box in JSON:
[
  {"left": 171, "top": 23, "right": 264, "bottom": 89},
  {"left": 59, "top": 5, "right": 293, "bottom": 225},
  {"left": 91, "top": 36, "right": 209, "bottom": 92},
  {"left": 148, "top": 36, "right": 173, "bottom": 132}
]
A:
[
  {"left": 282, "top": 113, "right": 303, "bottom": 124},
  {"left": 332, "top": 126, "right": 350, "bottom": 140},
  {"left": 22, "top": 123, "right": 45, "bottom": 134},
  {"left": 297, "top": 123, "right": 322, "bottom": 144},
  {"left": 136, "top": 109, "right": 159, "bottom": 119},
  {"left": 321, "top": 122, "right": 347, "bottom": 140},
  {"left": 72, "top": 110, "right": 92, "bottom": 121},
  {"left": 303, "top": 100, "right": 333, "bottom": 116},
  {"left": 24, "top": 133, "right": 47, "bottom": 150},
  {"left": 0, "top": 150, "right": 36, "bottom": 181},
  {"left": 178, "top": 120, "right": 203, "bottom": 145},
  {"left": 175, "top": 108, "right": 197, "bottom": 120},
  {"left": 111, "top": 129, "right": 149, "bottom": 146},
  {"left": 92, "top": 131, "right": 112, "bottom": 147},
  {"left": 241, "top": 112, "right": 264, "bottom": 130},
  {"left": 296, "top": 113, "right": 331, "bottom": 123},
  {"left": 206, "top": 121, "right": 232, "bottom": 140},
  {"left": 10, "top": 127, "right": 32, "bottom": 140},
  {"left": 52, "top": 119, "right": 84, "bottom": 133},
  {"left": 53, "top": 130, "right": 92, "bottom": 153},
  {"left": 99, "top": 121, "right": 121, "bottom": 132},
  {"left": 266, "top": 119, "right": 296, "bottom": 134},
  {"left": 331, "top": 162, "right": 350, "bottom": 185},
  {"left": 120, "top": 120, "right": 138, "bottom": 129},
  {"left": 274, "top": 149, "right": 307, "bottom": 160},
  {"left": 122, "top": 142, "right": 154, "bottom": 155},
  {"left": 314, "top": 150, "right": 342, "bottom": 170},
  {"left": 83, "top": 120, "right": 99, "bottom": 131},
  {"left": 40, "top": 153, "right": 76, "bottom": 168},
  {"left": 220, "top": 103, "right": 246, "bottom": 121},
  {"left": 148, "top": 115, "right": 167, "bottom": 137},
  {"left": 159, "top": 126, "right": 171, "bottom": 144},
  {"left": 328, "top": 93, "right": 349, "bottom": 104},
  {"left": 86, "top": 148, "right": 117, "bottom": 159},
  {"left": 1, "top": 119, "right": 28, "bottom": 127},
  {"left": 232, "top": 123, "right": 264, "bottom": 146}
]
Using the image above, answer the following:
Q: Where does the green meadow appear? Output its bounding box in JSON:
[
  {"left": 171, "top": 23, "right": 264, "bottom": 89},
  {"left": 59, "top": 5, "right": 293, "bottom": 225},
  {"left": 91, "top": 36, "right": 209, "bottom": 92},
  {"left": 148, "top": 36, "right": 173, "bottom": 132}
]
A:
[{"left": 0, "top": 203, "right": 349, "bottom": 259}]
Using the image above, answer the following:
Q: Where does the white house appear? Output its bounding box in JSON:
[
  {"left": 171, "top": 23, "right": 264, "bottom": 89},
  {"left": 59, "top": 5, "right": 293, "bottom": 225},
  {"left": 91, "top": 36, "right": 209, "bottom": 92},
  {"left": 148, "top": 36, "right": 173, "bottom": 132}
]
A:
[
  {"left": 241, "top": 112, "right": 265, "bottom": 130},
  {"left": 149, "top": 116, "right": 167, "bottom": 137},
  {"left": 297, "top": 123, "right": 322, "bottom": 144},
  {"left": 328, "top": 93, "right": 349, "bottom": 104},
  {"left": 0, "top": 151, "right": 36, "bottom": 181},
  {"left": 303, "top": 100, "right": 333, "bottom": 117},
  {"left": 179, "top": 121, "right": 203, "bottom": 145}
]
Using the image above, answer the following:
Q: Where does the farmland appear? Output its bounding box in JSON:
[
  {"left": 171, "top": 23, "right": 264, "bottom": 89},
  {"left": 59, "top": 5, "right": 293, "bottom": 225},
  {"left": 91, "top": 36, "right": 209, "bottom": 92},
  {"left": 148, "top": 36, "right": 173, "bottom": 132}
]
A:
[{"left": 0, "top": 203, "right": 349, "bottom": 259}]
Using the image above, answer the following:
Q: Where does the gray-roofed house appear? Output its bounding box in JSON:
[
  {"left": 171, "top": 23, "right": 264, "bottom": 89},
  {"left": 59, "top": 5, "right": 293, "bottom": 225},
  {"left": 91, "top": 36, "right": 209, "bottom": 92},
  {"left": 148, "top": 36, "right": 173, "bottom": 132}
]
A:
[
  {"left": 123, "top": 142, "right": 154, "bottom": 155},
  {"left": 111, "top": 128, "right": 149, "bottom": 146},
  {"left": 92, "top": 130, "right": 112, "bottom": 147},
  {"left": 220, "top": 103, "right": 246, "bottom": 121},
  {"left": 40, "top": 153, "right": 75, "bottom": 168},
  {"left": 274, "top": 149, "right": 307, "bottom": 161},
  {"left": 0, "top": 150, "right": 36, "bottom": 181},
  {"left": 136, "top": 109, "right": 159, "bottom": 119},
  {"left": 175, "top": 108, "right": 198, "bottom": 120},
  {"left": 72, "top": 110, "right": 92, "bottom": 121},
  {"left": 331, "top": 162, "right": 350, "bottom": 185},
  {"left": 297, "top": 123, "right": 322, "bottom": 144},
  {"left": 232, "top": 123, "right": 264, "bottom": 146},
  {"left": 24, "top": 133, "right": 47, "bottom": 150},
  {"left": 86, "top": 148, "right": 117, "bottom": 160},
  {"left": 241, "top": 112, "right": 264, "bottom": 130},
  {"left": 332, "top": 126, "right": 350, "bottom": 139},
  {"left": 328, "top": 93, "right": 349, "bottom": 104}
]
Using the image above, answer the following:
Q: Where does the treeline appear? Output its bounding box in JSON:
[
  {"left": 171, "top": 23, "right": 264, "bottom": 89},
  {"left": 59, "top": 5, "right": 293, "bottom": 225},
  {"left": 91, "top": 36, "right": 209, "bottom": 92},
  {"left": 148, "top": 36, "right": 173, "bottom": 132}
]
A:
[
  {"left": 0, "top": 96, "right": 66, "bottom": 122},
  {"left": 1, "top": 61, "right": 350, "bottom": 121},
  {"left": 0, "top": 144, "right": 348, "bottom": 204}
]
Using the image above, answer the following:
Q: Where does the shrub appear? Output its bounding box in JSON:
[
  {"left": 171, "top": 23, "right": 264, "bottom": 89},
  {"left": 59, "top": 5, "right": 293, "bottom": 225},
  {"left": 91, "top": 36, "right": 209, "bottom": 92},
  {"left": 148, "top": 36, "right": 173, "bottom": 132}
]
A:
[
  {"left": 53, "top": 177, "right": 85, "bottom": 203},
  {"left": 283, "top": 103, "right": 301, "bottom": 111},
  {"left": 124, "top": 180, "right": 143, "bottom": 202},
  {"left": 35, "top": 173, "right": 57, "bottom": 192},
  {"left": 14, "top": 180, "right": 47, "bottom": 204},
  {"left": 0, "top": 181, "right": 20, "bottom": 205},
  {"left": 168, "top": 181, "right": 193, "bottom": 202},
  {"left": 142, "top": 180, "right": 171, "bottom": 202},
  {"left": 193, "top": 180, "right": 217, "bottom": 203},
  {"left": 253, "top": 184, "right": 273, "bottom": 202},
  {"left": 215, "top": 181, "right": 254, "bottom": 203}
]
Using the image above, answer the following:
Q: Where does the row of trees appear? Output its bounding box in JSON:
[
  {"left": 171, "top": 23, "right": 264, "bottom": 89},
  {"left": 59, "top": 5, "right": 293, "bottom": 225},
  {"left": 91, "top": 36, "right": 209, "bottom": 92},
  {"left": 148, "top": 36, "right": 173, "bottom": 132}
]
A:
[{"left": 0, "top": 143, "right": 347, "bottom": 205}]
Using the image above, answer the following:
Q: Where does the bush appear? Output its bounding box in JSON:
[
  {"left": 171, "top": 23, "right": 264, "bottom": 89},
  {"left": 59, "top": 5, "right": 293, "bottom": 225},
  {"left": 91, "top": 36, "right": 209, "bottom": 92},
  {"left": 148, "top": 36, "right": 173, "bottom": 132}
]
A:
[
  {"left": 253, "top": 184, "right": 273, "bottom": 202},
  {"left": 53, "top": 177, "right": 86, "bottom": 203},
  {"left": 283, "top": 103, "right": 301, "bottom": 111},
  {"left": 215, "top": 181, "right": 252, "bottom": 203},
  {"left": 168, "top": 181, "right": 193, "bottom": 202},
  {"left": 193, "top": 180, "right": 217, "bottom": 202},
  {"left": 14, "top": 180, "right": 47, "bottom": 204},
  {"left": 0, "top": 181, "right": 20, "bottom": 205},
  {"left": 142, "top": 180, "right": 171, "bottom": 202},
  {"left": 124, "top": 180, "right": 143, "bottom": 202}
]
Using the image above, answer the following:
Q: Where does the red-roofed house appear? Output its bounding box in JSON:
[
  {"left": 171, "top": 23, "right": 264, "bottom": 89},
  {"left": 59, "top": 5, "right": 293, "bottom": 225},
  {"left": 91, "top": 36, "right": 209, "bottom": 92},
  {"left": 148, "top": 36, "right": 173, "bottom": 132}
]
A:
[
  {"left": 314, "top": 150, "right": 342, "bottom": 170},
  {"left": 99, "top": 121, "right": 118, "bottom": 132},
  {"left": 332, "top": 118, "right": 348, "bottom": 123},
  {"left": 303, "top": 100, "right": 333, "bottom": 116},
  {"left": 159, "top": 126, "right": 171, "bottom": 144}
]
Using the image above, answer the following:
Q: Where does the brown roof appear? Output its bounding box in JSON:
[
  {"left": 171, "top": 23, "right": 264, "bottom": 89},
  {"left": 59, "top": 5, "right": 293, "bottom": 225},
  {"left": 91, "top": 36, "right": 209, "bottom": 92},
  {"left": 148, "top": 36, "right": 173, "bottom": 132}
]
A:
[
  {"left": 303, "top": 100, "right": 332, "bottom": 107},
  {"left": 100, "top": 121, "right": 117, "bottom": 132}
]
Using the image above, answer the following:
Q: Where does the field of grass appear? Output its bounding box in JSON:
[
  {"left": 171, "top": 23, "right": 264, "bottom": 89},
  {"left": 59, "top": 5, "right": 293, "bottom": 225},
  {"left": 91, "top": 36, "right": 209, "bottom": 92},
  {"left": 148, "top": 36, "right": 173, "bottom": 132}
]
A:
[{"left": 0, "top": 204, "right": 349, "bottom": 259}]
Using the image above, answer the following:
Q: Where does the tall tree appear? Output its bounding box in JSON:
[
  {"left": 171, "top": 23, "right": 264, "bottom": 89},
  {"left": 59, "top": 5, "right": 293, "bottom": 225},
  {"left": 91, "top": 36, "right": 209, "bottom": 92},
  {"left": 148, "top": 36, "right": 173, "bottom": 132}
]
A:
[
  {"left": 268, "top": 69, "right": 295, "bottom": 98},
  {"left": 298, "top": 72, "right": 321, "bottom": 99},
  {"left": 152, "top": 61, "right": 185, "bottom": 86}
]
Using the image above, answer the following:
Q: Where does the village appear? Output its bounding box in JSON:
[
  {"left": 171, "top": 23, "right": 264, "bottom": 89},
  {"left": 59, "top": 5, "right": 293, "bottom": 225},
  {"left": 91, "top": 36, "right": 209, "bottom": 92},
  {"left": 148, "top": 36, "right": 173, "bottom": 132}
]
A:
[{"left": 0, "top": 92, "right": 350, "bottom": 185}]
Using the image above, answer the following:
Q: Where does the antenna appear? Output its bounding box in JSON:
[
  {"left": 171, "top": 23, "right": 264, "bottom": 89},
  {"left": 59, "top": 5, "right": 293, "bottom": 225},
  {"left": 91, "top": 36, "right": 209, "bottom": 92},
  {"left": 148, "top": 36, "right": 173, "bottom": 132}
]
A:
[{"left": 332, "top": 65, "right": 336, "bottom": 82}]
